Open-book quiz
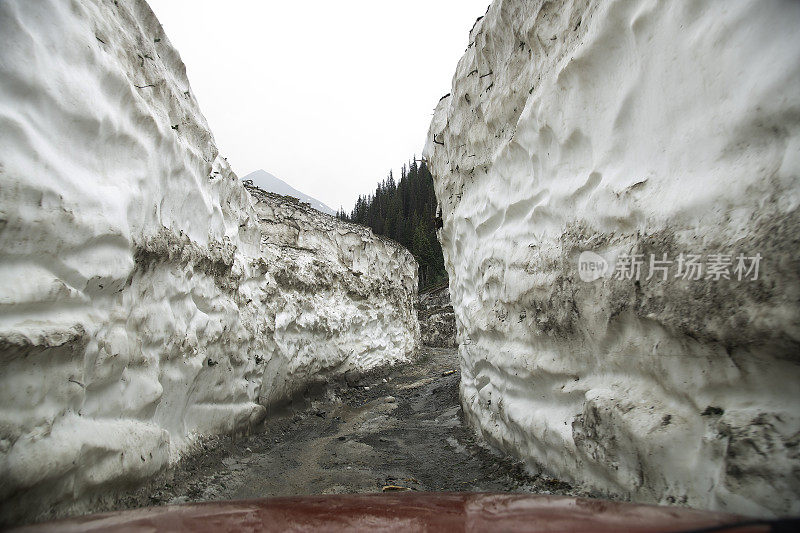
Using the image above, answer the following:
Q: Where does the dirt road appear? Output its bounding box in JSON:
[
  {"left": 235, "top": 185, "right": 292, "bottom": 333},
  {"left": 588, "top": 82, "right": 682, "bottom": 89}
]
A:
[{"left": 114, "top": 347, "right": 581, "bottom": 510}]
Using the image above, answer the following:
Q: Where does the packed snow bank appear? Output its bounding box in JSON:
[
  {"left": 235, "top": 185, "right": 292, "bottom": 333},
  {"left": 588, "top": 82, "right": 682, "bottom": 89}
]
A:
[
  {"left": 425, "top": 0, "right": 800, "bottom": 517},
  {"left": 244, "top": 184, "right": 419, "bottom": 405},
  {"left": 0, "top": 0, "right": 418, "bottom": 524}
]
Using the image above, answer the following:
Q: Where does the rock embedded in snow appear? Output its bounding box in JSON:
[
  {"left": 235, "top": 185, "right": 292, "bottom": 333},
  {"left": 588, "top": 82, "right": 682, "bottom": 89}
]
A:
[
  {"left": 425, "top": 0, "right": 800, "bottom": 517},
  {"left": 0, "top": 0, "right": 418, "bottom": 524}
]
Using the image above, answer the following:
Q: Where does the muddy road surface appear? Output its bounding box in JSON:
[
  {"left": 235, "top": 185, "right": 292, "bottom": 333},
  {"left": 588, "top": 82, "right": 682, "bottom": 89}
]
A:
[{"left": 113, "top": 347, "right": 584, "bottom": 511}]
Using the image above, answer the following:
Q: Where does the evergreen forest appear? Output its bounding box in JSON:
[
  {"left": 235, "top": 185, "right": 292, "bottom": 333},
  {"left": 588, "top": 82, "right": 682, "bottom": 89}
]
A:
[{"left": 337, "top": 159, "right": 446, "bottom": 290}]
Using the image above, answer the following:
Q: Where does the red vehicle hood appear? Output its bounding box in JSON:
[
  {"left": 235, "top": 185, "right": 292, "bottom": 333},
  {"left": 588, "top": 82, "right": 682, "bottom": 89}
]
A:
[{"left": 16, "top": 492, "right": 769, "bottom": 532}]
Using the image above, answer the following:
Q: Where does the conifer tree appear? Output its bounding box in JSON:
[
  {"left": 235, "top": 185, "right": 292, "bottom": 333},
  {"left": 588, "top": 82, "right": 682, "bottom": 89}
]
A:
[{"left": 340, "top": 158, "right": 447, "bottom": 289}]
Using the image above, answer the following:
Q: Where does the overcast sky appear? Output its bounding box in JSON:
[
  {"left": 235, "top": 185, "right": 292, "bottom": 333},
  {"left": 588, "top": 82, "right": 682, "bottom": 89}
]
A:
[{"left": 147, "top": 0, "right": 490, "bottom": 212}]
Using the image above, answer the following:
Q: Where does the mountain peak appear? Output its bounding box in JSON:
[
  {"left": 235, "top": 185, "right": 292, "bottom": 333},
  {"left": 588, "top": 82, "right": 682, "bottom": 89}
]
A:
[{"left": 242, "top": 169, "right": 335, "bottom": 215}]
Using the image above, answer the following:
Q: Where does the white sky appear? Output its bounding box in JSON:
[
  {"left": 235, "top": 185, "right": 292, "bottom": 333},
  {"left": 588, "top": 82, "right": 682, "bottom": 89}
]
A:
[{"left": 147, "top": 0, "right": 490, "bottom": 212}]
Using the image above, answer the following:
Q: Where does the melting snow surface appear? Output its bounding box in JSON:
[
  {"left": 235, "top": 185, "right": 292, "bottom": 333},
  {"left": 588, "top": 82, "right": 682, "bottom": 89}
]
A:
[
  {"left": 0, "top": 0, "right": 418, "bottom": 523},
  {"left": 425, "top": 0, "right": 800, "bottom": 517}
]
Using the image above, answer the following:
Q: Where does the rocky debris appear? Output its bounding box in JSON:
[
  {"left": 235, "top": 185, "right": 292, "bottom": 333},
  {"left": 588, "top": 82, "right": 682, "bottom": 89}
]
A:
[{"left": 417, "top": 284, "right": 456, "bottom": 347}]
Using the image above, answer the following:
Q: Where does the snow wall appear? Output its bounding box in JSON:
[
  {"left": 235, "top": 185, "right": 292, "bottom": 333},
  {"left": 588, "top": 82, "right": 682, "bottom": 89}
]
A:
[
  {"left": 0, "top": 0, "right": 418, "bottom": 524},
  {"left": 425, "top": 0, "right": 800, "bottom": 517}
]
